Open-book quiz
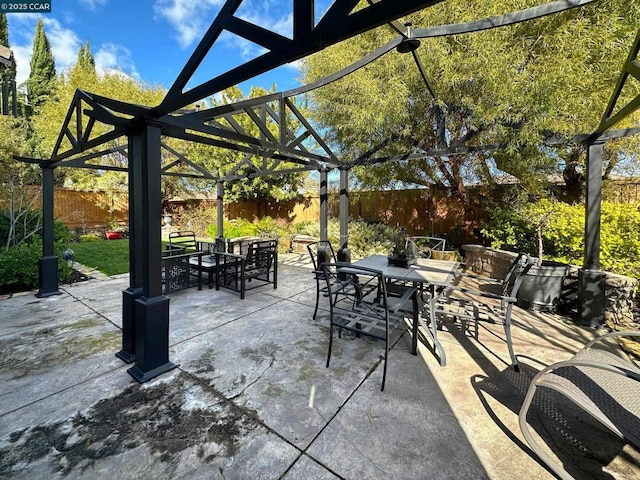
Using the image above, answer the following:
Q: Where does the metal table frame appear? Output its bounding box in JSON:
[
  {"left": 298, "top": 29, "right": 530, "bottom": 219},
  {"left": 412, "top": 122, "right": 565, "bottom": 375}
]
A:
[{"left": 352, "top": 255, "right": 459, "bottom": 366}]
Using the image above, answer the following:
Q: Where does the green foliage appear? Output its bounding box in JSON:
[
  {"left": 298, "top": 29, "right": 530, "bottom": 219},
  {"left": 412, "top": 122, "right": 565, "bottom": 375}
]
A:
[
  {"left": 28, "top": 19, "right": 56, "bottom": 108},
  {"left": 482, "top": 199, "right": 640, "bottom": 278},
  {"left": 0, "top": 238, "right": 72, "bottom": 291},
  {"left": 76, "top": 41, "right": 96, "bottom": 74},
  {"left": 183, "top": 86, "right": 308, "bottom": 203},
  {"left": 294, "top": 218, "right": 396, "bottom": 258},
  {"left": 0, "top": 14, "right": 16, "bottom": 83},
  {"left": 0, "top": 207, "right": 72, "bottom": 289},
  {"left": 301, "top": 1, "right": 640, "bottom": 201},
  {"left": 78, "top": 233, "right": 103, "bottom": 242}
]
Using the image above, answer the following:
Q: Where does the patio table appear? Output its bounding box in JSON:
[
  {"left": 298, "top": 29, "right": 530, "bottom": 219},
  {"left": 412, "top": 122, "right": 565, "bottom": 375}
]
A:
[
  {"left": 189, "top": 254, "right": 225, "bottom": 289},
  {"left": 352, "top": 254, "right": 460, "bottom": 366}
]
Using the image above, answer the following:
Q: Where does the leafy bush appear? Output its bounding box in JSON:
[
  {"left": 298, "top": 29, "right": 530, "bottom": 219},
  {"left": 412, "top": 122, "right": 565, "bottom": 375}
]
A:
[
  {"left": 173, "top": 202, "right": 217, "bottom": 236},
  {"left": 0, "top": 240, "right": 72, "bottom": 291},
  {"left": 294, "top": 218, "right": 395, "bottom": 258},
  {"left": 206, "top": 218, "right": 258, "bottom": 239},
  {"left": 482, "top": 199, "right": 640, "bottom": 278},
  {"left": 0, "top": 209, "right": 73, "bottom": 290}
]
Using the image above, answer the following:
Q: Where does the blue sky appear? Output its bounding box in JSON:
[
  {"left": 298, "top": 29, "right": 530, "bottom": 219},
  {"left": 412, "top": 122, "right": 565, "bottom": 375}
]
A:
[{"left": 7, "top": 0, "right": 333, "bottom": 100}]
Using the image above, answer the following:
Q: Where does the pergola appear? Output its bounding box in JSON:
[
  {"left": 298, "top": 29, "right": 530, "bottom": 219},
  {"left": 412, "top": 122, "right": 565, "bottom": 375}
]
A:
[{"left": 15, "top": 0, "right": 640, "bottom": 383}]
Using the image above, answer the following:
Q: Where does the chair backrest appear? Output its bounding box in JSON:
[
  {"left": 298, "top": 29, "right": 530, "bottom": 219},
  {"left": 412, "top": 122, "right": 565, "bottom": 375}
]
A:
[
  {"left": 247, "top": 239, "right": 278, "bottom": 269},
  {"left": 307, "top": 241, "right": 337, "bottom": 272},
  {"left": 227, "top": 236, "right": 261, "bottom": 255},
  {"left": 322, "top": 262, "right": 387, "bottom": 317},
  {"left": 501, "top": 261, "right": 534, "bottom": 311},
  {"left": 501, "top": 252, "right": 532, "bottom": 297},
  {"left": 198, "top": 238, "right": 226, "bottom": 254},
  {"left": 407, "top": 236, "right": 446, "bottom": 259},
  {"left": 169, "top": 231, "right": 197, "bottom": 252}
]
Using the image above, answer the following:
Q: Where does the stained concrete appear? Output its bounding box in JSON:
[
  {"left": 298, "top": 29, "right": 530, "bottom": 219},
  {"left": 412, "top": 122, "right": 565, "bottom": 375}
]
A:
[{"left": 0, "top": 254, "right": 638, "bottom": 479}]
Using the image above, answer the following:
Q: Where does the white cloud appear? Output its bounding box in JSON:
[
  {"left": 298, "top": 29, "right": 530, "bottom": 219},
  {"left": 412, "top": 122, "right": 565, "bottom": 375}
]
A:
[
  {"left": 8, "top": 15, "right": 80, "bottom": 86},
  {"left": 95, "top": 43, "right": 140, "bottom": 81},
  {"left": 8, "top": 15, "right": 139, "bottom": 87},
  {"left": 153, "top": 0, "right": 225, "bottom": 48},
  {"left": 77, "top": 0, "right": 107, "bottom": 10}
]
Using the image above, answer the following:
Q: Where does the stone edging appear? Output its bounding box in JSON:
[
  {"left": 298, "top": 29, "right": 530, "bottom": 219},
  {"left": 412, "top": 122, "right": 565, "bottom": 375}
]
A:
[{"left": 461, "top": 244, "right": 637, "bottom": 326}]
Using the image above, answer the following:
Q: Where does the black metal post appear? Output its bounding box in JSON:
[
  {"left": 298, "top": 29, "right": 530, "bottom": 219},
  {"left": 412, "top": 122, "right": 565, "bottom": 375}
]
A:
[
  {"left": 317, "top": 167, "right": 331, "bottom": 263},
  {"left": 217, "top": 180, "right": 224, "bottom": 242},
  {"left": 337, "top": 167, "right": 351, "bottom": 263},
  {"left": 127, "top": 120, "right": 176, "bottom": 383},
  {"left": 578, "top": 141, "right": 605, "bottom": 327},
  {"left": 37, "top": 165, "right": 61, "bottom": 297},
  {"left": 117, "top": 134, "right": 143, "bottom": 363},
  {"left": 319, "top": 167, "right": 328, "bottom": 242}
]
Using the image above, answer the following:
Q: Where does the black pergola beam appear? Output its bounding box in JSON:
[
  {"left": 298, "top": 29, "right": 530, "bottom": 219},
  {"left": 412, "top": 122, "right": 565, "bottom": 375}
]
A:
[
  {"left": 153, "top": 0, "right": 444, "bottom": 116},
  {"left": 413, "top": 0, "right": 596, "bottom": 39}
]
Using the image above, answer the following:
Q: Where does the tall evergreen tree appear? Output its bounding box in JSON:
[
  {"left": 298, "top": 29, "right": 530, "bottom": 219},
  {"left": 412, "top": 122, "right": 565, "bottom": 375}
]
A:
[
  {"left": 76, "top": 40, "right": 95, "bottom": 74},
  {"left": 28, "top": 19, "right": 56, "bottom": 108},
  {"left": 0, "top": 13, "right": 17, "bottom": 83}
]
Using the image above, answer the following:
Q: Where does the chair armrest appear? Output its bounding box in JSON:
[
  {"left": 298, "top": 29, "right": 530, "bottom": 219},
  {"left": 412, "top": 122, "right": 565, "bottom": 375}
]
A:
[
  {"left": 388, "top": 286, "right": 418, "bottom": 314},
  {"left": 532, "top": 357, "right": 640, "bottom": 384},
  {"left": 440, "top": 284, "right": 517, "bottom": 304},
  {"left": 216, "top": 252, "right": 246, "bottom": 260},
  {"left": 585, "top": 330, "right": 640, "bottom": 349}
]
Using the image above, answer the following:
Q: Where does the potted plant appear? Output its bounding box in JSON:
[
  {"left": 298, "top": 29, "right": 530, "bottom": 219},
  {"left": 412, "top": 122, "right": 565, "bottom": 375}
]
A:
[
  {"left": 105, "top": 219, "right": 122, "bottom": 240},
  {"left": 514, "top": 201, "right": 570, "bottom": 312}
]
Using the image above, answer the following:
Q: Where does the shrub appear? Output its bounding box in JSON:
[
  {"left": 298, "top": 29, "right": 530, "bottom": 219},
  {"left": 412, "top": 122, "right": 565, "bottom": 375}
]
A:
[
  {"left": 0, "top": 208, "right": 73, "bottom": 290},
  {"left": 0, "top": 239, "right": 72, "bottom": 291},
  {"left": 173, "top": 202, "right": 217, "bottom": 236},
  {"left": 482, "top": 200, "right": 640, "bottom": 278},
  {"left": 293, "top": 218, "right": 395, "bottom": 258}
]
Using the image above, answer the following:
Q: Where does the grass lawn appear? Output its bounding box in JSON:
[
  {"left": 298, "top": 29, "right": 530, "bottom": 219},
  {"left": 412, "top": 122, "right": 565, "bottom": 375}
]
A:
[{"left": 70, "top": 238, "right": 130, "bottom": 276}]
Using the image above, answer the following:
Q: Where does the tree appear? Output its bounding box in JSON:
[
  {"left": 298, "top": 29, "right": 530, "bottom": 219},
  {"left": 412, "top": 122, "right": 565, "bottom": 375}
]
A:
[
  {"left": 301, "top": 0, "right": 640, "bottom": 206},
  {"left": 0, "top": 115, "right": 41, "bottom": 248},
  {"left": 76, "top": 40, "right": 95, "bottom": 74},
  {"left": 0, "top": 13, "right": 17, "bottom": 83},
  {"left": 28, "top": 19, "right": 56, "bottom": 109},
  {"left": 30, "top": 66, "right": 165, "bottom": 193}
]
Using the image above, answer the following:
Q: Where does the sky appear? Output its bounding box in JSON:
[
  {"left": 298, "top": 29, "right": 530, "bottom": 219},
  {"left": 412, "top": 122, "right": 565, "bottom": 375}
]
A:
[{"left": 6, "top": 0, "right": 334, "bottom": 102}]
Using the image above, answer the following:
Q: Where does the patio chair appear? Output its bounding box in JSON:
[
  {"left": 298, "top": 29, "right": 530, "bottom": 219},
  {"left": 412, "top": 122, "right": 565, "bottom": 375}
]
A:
[
  {"left": 518, "top": 331, "right": 640, "bottom": 480},
  {"left": 168, "top": 230, "right": 197, "bottom": 252},
  {"left": 307, "top": 240, "right": 339, "bottom": 319},
  {"left": 215, "top": 239, "right": 278, "bottom": 299},
  {"left": 322, "top": 262, "right": 418, "bottom": 391},
  {"left": 407, "top": 236, "right": 446, "bottom": 258},
  {"left": 433, "top": 255, "right": 534, "bottom": 371}
]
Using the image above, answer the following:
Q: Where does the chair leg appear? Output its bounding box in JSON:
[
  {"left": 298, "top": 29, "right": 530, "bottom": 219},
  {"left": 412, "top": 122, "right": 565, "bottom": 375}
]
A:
[
  {"left": 313, "top": 279, "right": 320, "bottom": 319},
  {"left": 504, "top": 318, "right": 519, "bottom": 371},
  {"left": 519, "top": 384, "right": 574, "bottom": 480},
  {"left": 381, "top": 337, "right": 388, "bottom": 391},
  {"left": 326, "top": 323, "right": 334, "bottom": 368}
]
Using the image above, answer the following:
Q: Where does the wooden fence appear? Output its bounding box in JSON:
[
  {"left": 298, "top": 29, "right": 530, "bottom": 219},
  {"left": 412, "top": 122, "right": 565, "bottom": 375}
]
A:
[
  {"left": 5, "top": 181, "right": 639, "bottom": 241},
  {"left": 3, "top": 187, "right": 129, "bottom": 230}
]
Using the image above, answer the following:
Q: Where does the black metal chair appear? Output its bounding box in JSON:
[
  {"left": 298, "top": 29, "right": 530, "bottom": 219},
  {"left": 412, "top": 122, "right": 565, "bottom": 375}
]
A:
[
  {"left": 307, "top": 240, "right": 339, "bottom": 319},
  {"left": 215, "top": 239, "right": 278, "bottom": 299},
  {"left": 322, "top": 262, "right": 418, "bottom": 391}
]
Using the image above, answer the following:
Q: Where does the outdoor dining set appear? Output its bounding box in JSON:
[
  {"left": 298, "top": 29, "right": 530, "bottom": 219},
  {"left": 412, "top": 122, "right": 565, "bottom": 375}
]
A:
[{"left": 158, "top": 230, "right": 639, "bottom": 480}]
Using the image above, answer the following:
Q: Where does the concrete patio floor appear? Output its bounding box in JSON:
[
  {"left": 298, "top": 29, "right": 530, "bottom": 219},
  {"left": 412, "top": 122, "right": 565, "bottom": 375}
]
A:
[{"left": 1, "top": 254, "right": 638, "bottom": 479}]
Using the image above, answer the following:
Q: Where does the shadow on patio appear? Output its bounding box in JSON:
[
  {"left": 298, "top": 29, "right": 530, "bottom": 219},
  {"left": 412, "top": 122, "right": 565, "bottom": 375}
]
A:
[{"left": 0, "top": 255, "right": 637, "bottom": 479}]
